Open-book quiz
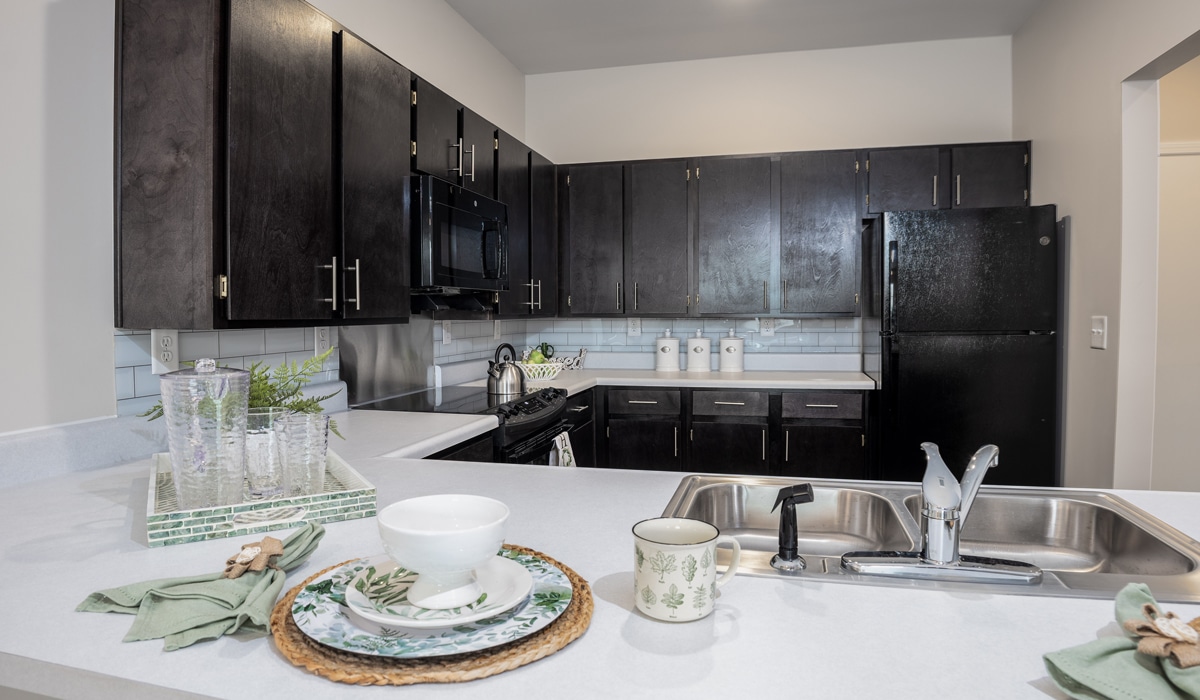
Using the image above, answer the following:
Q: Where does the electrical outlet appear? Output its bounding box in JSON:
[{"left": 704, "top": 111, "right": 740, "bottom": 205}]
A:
[
  {"left": 442, "top": 320, "right": 452, "bottom": 345},
  {"left": 1090, "top": 316, "right": 1108, "bottom": 350},
  {"left": 759, "top": 318, "right": 775, "bottom": 337},
  {"left": 150, "top": 329, "right": 179, "bottom": 374},
  {"left": 314, "top": 326, "right": 331, "bottom": 356},
  {"left": 494, "top": 320, "right": 501, "bottom": 340},
  {"left": 627, "top": 318, "right": 641, "bottom": 337}
]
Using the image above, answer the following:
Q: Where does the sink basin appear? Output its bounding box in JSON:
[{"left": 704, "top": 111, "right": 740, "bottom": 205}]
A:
[
  {"left": 662, "top": 474, "right": 1200, "bottom": 601},
  {"left": 902, "top": 493, "right": 1195, "bottom": 576}
]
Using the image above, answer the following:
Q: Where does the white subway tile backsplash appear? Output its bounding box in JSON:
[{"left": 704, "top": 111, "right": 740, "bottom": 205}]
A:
[
  {"left": 178, "top": 331, "right": 219, "bottom": 362},
  {"left": 218, "top": 329, "right": 266, "bottom": 357},
  {"left": 265, "top": 328, "right": 307, "bottom": 354},
  {"left": 132, "top": 364, "right": 160, "bottom": 397},
  {"left": 244, "top": 352, "right": 288, "bottom": 371},
  {"left": 114, "top": 333, "right": 151, "bottom": 368},
  {"left": 115, "top": 367, "right": 135, "bottom": 400}
]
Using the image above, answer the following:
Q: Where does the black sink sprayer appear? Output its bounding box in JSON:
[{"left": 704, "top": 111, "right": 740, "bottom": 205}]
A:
[{"left": 770, "top": 483, "right": 814, "bottom": 573}]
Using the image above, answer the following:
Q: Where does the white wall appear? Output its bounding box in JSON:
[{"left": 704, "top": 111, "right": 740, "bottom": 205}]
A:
[
  {"left": 1013, "top": 0, "right": 1200, "bottom": 488},
  {"left": 1154, "top": 153, "right": 1200, "bottom": 491},
  {"left": 309, "top": 0, "right": 526, "bottom": 139},
  {"left": 0, "top": 1, "right": 117, "bottom": 435},
  {"left": 0, "top": 0, "right": 524, "bottom": 437},
  {"left": 527, "top": 37, "right": 1013, "bottom": 164}
]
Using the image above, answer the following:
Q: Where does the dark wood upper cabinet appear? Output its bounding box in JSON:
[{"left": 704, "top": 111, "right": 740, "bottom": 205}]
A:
[
  {"left": 529, "top": 149, "right": 559, "bottom": 317},
  {"left": 225, "top": 0, "right": 335, "bottom": 322},
  {"left": 115, "top": 0, "right": 221, "bottom": 330},
  {"left": 627, "top": 159, "right": 691, "bottom": 316},
  {"left": 460, "top": 107, "right": 497, "bottom": 197},
  {"left": 951, "top": 143, "right": 1029, "bottom": 209},
  {"left": 562, "top": 163, "right": 625, "bottom": 315},
  {"left": 339, "top": 31, "right": 410, "bottom": 321},
  {"left": 694, "top": 156, "right": 774, "bottom": 315},
  {"left": 412, "top": 76, "right": 460, "bottom": 182},
  {"left": 865, "top": 147, "right": 943, "bottom": 214},
  {"left": 496, "top": 130, "right": 532, "bottom": 316},
  {"left": 780, "top": 150, "right": 859, "bottom": 314}
]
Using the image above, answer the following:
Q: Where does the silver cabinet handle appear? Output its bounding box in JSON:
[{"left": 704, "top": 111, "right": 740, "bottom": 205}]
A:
[
  {"left": 932, "top": 175, "right": 938, "bottom": 207},
  {"left": 344, "top": 258, "right": 361, "bottom": 311},
  {"left": 320, "top": 256, "right": 338, "bottom": 311},
  {"left": 628, "top": 400, "right": 658, "bottom": 404},
  {"left": 956, "top": 174, "right": 961, "bottom": 206},
  {"left": 536, "top": 279, "right": 543, "bottom": 310},
  {"left": 616, "top": 281, "right": 622, "bottom": 311},
  {"left": 450, "top": 138, "right": 463, "bottom": 175},
  {"left": 468, "top": 143, "right": 476, "bottom": 182},
  {"left": 763, "top": 281, "right": 768, "bottom": 310},
  {"left": 674, "top": 426, "right": 678, "bottom": 457},
  {"left": 714, "top": 401, "right": 745, "bottom": 406},
  {"left": 524, "top": 280, "right": 536, "bottom": 307},
  {"left": 785, "top": 429, "right": 790, "bottom": 462},
  {"left": 805, "top": 403, "right": 839, "bottom": 408},
  {"left": 783, "top": 279, "right": 788, "bottom": 310},
  {"left": 634, "top": 282, "right": 639, "bottom": 311},
  {"left": 762, "top": 429, "right": 766, "bottom": 461}
]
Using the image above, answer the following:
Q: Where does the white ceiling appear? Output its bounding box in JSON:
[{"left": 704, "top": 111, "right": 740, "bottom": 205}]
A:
[{"left": 443, "top": 0, "right": 1047, "bottom": 75}]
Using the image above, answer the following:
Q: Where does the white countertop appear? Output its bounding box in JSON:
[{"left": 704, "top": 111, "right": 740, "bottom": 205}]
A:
[
  {"left": 461, "top": 368, "right": 876, "bottom": 395},
  {"left": 3, "top": 410, "right": 1198, "bottom": 700}
]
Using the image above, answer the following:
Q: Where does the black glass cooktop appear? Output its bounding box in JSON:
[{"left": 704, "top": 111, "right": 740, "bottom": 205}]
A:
[{"left": 354, "top": 385, "right": 500, "bottom": 415}]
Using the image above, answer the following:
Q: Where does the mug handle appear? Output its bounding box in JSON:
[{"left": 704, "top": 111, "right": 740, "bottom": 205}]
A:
[{"left": 715, "top": 535, "right": 741, "bottom": 588}]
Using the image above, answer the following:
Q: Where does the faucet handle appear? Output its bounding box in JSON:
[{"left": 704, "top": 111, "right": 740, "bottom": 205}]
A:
[{"left": 920, "top": 442, "right": 962, "bottom": 515}]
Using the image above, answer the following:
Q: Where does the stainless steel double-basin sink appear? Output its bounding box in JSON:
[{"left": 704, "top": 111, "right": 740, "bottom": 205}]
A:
[{"left": 661, "top": 474, "right": 1200, "bottom": 601}]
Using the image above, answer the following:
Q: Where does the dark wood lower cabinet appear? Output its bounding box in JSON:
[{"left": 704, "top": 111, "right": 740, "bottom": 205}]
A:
[
  {"left": 599, "top": 386, "right": 870, "bottom": 478},
  {"left": 429, "top": 432, "right": 496, "bottom": 462},
  {"left": 690, "top": 422, "right": 770, "bottom": 475},
  {"left": 606, "top": 419, "right": 682, "bottom": 471},
  {"left": 779, "top": 425, "right": 866, "bottom": 480}
]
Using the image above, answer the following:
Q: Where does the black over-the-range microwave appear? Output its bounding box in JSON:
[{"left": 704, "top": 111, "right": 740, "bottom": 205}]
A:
[{"left": 411, "top": 174, "right": 509, "bottom": 294}]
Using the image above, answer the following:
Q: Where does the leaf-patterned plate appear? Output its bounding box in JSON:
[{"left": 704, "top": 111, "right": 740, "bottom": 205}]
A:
[
  {"left": 291, "top": 549, "right": 574, "bottom": 659},
  {"left": 344, "top": 554, "right": 532, "bottom": 629}
]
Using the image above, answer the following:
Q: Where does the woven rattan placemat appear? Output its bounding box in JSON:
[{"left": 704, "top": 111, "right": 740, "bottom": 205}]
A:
[{"left": 270, "top": 544, "right": 594, "bottom": 686}]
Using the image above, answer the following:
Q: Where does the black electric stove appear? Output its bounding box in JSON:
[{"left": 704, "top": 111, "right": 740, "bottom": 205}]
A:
[{"left": 355, "top": 385, "right": 568, "bottom": 463}]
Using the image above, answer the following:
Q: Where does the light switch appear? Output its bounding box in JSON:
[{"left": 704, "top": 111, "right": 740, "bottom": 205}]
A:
[
  {"left": 442, "top": 320, "right": 452, "bottom": 345},
  {"left": 1090, "top": 316, "right": 1108, "bottom": 350}
]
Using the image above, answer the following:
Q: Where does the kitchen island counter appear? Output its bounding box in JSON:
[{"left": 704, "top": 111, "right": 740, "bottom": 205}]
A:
[{"left": 3, "top": 425, "right": 1199, "bottom": 699}]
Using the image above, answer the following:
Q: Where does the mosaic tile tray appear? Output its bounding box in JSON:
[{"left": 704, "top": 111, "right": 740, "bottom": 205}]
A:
[{"left": 146, "top": 450, "right": 375, "bottom": 547}]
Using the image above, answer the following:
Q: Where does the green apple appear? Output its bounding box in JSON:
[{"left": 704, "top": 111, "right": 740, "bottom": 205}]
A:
[{"left": 528, "top": 349, "right": 546, "bottom": 364}]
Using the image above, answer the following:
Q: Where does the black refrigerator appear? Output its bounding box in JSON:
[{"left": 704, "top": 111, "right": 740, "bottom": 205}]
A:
[{"left": 875, "top": 205, "right": 1060, "bottom": 487}]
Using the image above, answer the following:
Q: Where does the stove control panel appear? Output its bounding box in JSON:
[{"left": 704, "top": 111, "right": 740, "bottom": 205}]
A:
[{"left": 489, "top": 387, "right": 567, "bottom": 425}]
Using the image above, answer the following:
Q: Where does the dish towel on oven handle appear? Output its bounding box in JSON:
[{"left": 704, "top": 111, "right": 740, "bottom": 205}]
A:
[
  {"left": 76, "top": 522, "right": 324, "bottom": 651},
  {"left": 549, "top": 431, "right": 575, "bottom": 467}
]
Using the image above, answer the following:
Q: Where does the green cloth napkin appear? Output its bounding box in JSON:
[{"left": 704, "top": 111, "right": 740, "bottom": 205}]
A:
[
  {"left": 1044, "top": 583, "right": 1200, "bottom": 700},
  {"left": 77, "top": 523, "right": 324, "bottom": 651}
]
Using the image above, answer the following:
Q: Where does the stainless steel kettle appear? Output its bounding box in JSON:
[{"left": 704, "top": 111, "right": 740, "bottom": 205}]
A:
[{"left": 487, "top": 343, "right": 526, "bottom": 396}]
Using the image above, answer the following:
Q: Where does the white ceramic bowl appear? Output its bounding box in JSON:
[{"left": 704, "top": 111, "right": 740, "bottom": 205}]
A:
[{"left": 377, "top": 494, "right": 509, "bottom": 609}]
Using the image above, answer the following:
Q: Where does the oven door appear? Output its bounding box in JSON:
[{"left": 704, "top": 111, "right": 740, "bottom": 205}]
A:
[{"left": 499, "top": 420, "right": 567, "bottom": 465}]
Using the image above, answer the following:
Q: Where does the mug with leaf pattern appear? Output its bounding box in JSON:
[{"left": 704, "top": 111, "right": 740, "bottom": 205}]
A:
[{"left": 632, "top": 517, "right": 741, "bottom": 622}]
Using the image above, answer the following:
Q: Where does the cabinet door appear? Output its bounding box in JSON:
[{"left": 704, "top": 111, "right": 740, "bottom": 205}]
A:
[
  {"left": 529, "top": 149, "right": 559, "bottom": 317},
  {"left": 780, "top": 425, "right": 866, "bottom": 480},
  {"left": 461, "top": 107, "right": 496, "bottom": 197},
  {"left": 866, "top": 147, "right": 943, "bottom": 214},
  {"left": 496, "top": 131, "right": 531, "bottom": 316},
  {"left": 690, "top": 422, "right": 770, "bottom": 475},
  {"left": 340, "top": 31, "right": 410, "bottom": 321},
  {"left": 951, "top": 143, "right": 1029, "bottom": 209},
  {"left": 780, "top": 151, "right": 859, "bottom": 314},
  {"left": 628, "top": 159, "right": 691, "bottom": 316},
  {"left": 226, "top": 0, "right": 334, "bottom": 322},
  {"left": 563, "top": 163, "right": 624, "bottom": 315},
  {"left": 606, "top": 419, "right": 681, "bottom": 471},
  {"left": 412, "top": 76, "right": 460, "bottom": 182},
  {"left": 695, "top": 156, "right": 774, "bottom": 315}
]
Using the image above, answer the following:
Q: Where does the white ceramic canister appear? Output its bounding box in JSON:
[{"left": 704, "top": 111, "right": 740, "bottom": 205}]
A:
[
  {"left": 719, "top": 329, "right": 744, "bottom": 373},
  {"left": 686, "top": 330, "right": 711, "bottom": 372},
  {"left": 655, "top": 329, "right": 681, "bottom": 372}
]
